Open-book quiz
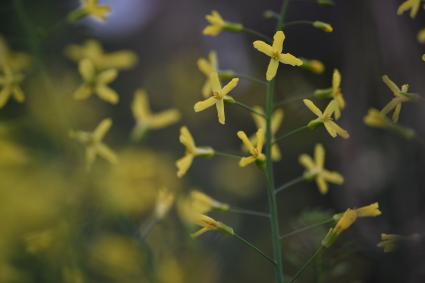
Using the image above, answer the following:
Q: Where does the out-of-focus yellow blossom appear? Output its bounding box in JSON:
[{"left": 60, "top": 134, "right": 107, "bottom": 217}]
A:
[
  {"left": 299, "top": 143, "right": 344, "bottom": 194},
  {"left": 333, "top": 202, "right": 382, "bottom": 220},
  {"left": 322, "top": 208, "right": 357, "bottom": 248},
  {"left": 191, "top": 214, "right": 234, "bottom": 238},
  {"left": 0, "top": 37, "right": 31, "bottom": 72},
  {"left": 176, "top": 126, "right": 214, "bottom": 178},
  {"left": 377, "top": 233, "right": 402, "bottom": 252},
  {"left": 189, "top": 190, "right": 230, "bottom": 213},
  {"left": 154, "top": 188, "right": 175, "bottom": 220},
  {"left": 131, "top": 89, "right": 180, "bottom": 140},
  {"left": 253, "top": 31, "right": 303, "bottom": 81},
  {"left": 303, "top": 99, "right": 350, "bottom": 139},
  {"left": 237, "top": 128, "right": 266, "bottom": 167},
  {"left": 249, "top": 106, "right": 283, "bottom": 161},
  {"left": 381, "top": 75, "right": 414, "bottom": 123},
  {"left": 418, "top": 28, "right": 425, "bottom": 43},
  {"left": 69, "top": 0, "right": 111, "bottom": 22},
  {"left": 312, "top": 21, "right": 334, "bottom": 32},
  {"left": 194, "top": 72, "right": 239, "bottom": 125},
  {"left": 74, "top": 59, "right": 119, "bottom": 104},
  {"left": 363, "top": 108, "right": 416, "bottom": 139},
  {"left": 203, "top": 11, "right": 243, "bottom": 36},
  {"left": 0, "top": 65, "right": 25, "bottom": 108},
  {"left": 65, "top": 40, "right": 138, "bottom": 71},
  {"left": 300, "top": 58, "right": 325, "bottom": 74},
  {"left": 397, "top": 0, "right": 421, "bottom": 18},
  {"left": 69, "top": 118, "right": 118, "bottom": 169},
  {"left": 314, "top": 69, "right": 345, "bottom": 119},
  {"left": 197, "top": 51, "right": 218, "bottom": 98}
]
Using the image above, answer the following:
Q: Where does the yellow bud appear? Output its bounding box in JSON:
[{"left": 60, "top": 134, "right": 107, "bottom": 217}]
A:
[
  {"left": 355, "top": 202, "right": 382, "bottom": 218},
  {"left": 313, "top": 21, "right": 334, "bottom": 32}
]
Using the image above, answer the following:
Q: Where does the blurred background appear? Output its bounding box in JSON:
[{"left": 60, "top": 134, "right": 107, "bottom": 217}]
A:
[{"left": 0, "top": 0, "right": 425, "bottom": 282}]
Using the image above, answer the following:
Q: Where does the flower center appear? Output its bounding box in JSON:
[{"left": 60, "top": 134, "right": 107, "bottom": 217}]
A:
[
  {"left": 272, "top": 51, "right": 280, "bottom": 60},
  {"left": 213, "top": 91, "right": 223, "bottom": 99}
]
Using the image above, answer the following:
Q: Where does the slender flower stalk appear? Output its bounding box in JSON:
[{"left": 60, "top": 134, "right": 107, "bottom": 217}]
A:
[
  {"left": 233, "top": 233, "right": 276, "bottom": 265},
  {"left": 280, "top": 218, "right": 335, "bottom": 239},
  {"left": 275, "top": 175, "right": 305, "bottom": 194},
  {"left": 274, "top": 125, "right": 310, "bottom": 143},
  {"left": 289, "top": 246, "right": 324, "bottom": 283},
  {"left": 228, "top": 207, "right": 270, "bottom": 218}
]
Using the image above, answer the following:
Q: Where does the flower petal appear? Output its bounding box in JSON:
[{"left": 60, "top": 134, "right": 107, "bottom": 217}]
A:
[
  {"left": 316, "top": 176, "right": 328, "bottom": 194},
  {"left": 222, "top": 78, "right": 239, "bottom": 96},
  {"left": 96, "top": 86, "right": 119, "bottom": 104},
  {"left": 176, "top": 154, "right": 194, "bottom": 178},
  {"left": 253, "top": 41, "right": 273, "bottom": 57},
  {"left": 314, "top": 144, "right": 325, "bottom": 169},
  {"left": 272, "top": 31, "right": 285, "bottom": 53},
  {"left": 299, "top": 154, "right": 315, "bottom": 170},
  {"left": 303, "top": 99, "right": 323, "bottom": 117},
  {"left": 93, "top": 118, "right": 112, "bottom": 141},
  {"left": 279, "top": 53, "right": 303, "bottom": 66},
  {"left": 239, "top": 156, "right": 256, "bottom": 167},
  {"left": 215, "top": 98, "right": 225, "bottom": 124},
  {"left": 266, "top": 59, "right": 279, "bottom": 81},
  {"left": 194, "top": 96, "right": 217, "bottom": 112},
  {"left": 322, "top": 170, "right": 344, "bottom": 185}
]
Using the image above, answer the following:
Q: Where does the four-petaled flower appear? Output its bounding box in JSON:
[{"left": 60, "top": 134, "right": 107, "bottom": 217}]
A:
[
  {"left": 72, "top": 0, "right": 111, "bottom": 22},
  {"left": 397, "top": 0, "right": 421, "bottom": 18},
  {"left": 253, "top": 31, "right": 303, "bottom": 81},
  {"left": 299, "top": 143, "right": 344, "bottom": 194},
  {"left": 197, "top": 51, "right": 218, "bottom": 98},
  {"left": 237, "top": 128, "right": 266, "bottom": 167},
  {"left": 203, "top": 11, "right": 243, "bottom": 37},
  {"left": 176, "top": 126, "right": 214, "bottom": 178},
  {"left": 69, "top": 118, "right": 118, "bottom": 169},
  {"left": 194, "top": 72, "right": 239, "bottom": 125},
  {"left": 131, "top": 89, "right": 181, "bottom": 140},
  {"left": 303, "top": 99, "right": 350, "bottom": 139},
  {"left": 0, "top": 65, "right": 25, "bottom": 108},
  {"left": 381, "top": 75, "right": 413, "bottom": 122},
  {"left": 74, "top": 59, "right": 119, "bottom": 104},
  {"left": 191, "top": 214, "right": 234, "bottom": 238},
  {"left": 249, "top": 106, "right": 283, "bottom": 161}
]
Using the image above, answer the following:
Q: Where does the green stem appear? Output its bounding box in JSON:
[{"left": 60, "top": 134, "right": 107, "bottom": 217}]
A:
[
  {"left": 280, "top": 218, "right": 334, "bottom": 239},
  {"left": 214, "top": 150, "right": 243, "bottom": 160},
  {"left": 275, "top": 176, "right": 305, "bottom": 194},
  {"left": 234, "top": 232, "right": 276, "bottom": 265},
  {"left": 289, "top": 246, "right": 324, "bottom": 283},
  {"left": 283, "top": 20, "right": 314, "bottom": 28},
  {"left": 242, "top": 27, "right": 272, "bottom": 42},
  {"left": 233, "top": 100, "right": 266, "bottom": 118},
  {"left": 274, "top": 125, "right": 309, "bottom": 144},
  {"left": 228, "top": 207, "right": 270, "bottom": 218},
  {"left": 274, "top": 94, "right": 314, "bottom": 108}
]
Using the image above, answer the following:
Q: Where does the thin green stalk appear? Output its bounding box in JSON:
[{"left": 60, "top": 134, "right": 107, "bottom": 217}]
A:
[
  {"left": 214, "top": 150, "right": 243, "bottom": 160},
  {"left": 228, "top": 207, "right": 270, "bottom": 218},
  {"left": 139, "top": 216, "right": 158, "bottom": 239},
  {"left": 242, "top": 27, "right": 272, "bottom": 42},
  {"left": 280, "top": 218, "right": 334, "bottom": 239},
  {"left": 275, "top": 175, "right": 305, "bottom": 194},
  {"left": 283, "top": 20, "right": 314, "bottom": 28},
  {"left": 236, "top": 73, "right": 268, "bottom": 85},
  {"left": 289, "top": 246, "right": 324, "bottom": 283},
  {"left": 234, "top": 233, "right": 276, "bottom": 265},
  {"left": 274, "top": 125, "right": 309, "bottom": 144},
  {"left": 233, "top": 100, "right": 266, "bottom": 118},
  {"left": 274, "top": 94, "right": 314, "bottom": 108}
]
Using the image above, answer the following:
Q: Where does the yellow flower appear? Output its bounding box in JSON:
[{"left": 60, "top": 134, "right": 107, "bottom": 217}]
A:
[
  {"left": 197, "top": 51, "right": 218, "bottom": 98},
  {"left": 153, "top": 188, "right": 175, "bottom": 220},
  {"left": 194, "top": 72, "right": 239, "bottom": 125},
  {"left": 0, "top": 36, "right": 31, "bottom": 72},
  {"left": 237, "top": 128, "right": 266, "bottom": 167},
  {"left": 0, "top": 65, "right": 25, "bottom": 108},
  {"left": 418, "top": 28, "right": 425, "bottom": 43},
  {"left": 190, "top": 214, "right": 234, "bottom": 238},
  {"left": 303, "top": 99, "right": 350, "bottom": 139},
  {"left": 69, "top": 118, "right": 118, "bottom": 169},
  {"left": 312, "top": 21, "right": 334, "bottom": 32},
  {"left": 322, "top": 208, "right": 357, "bottom": 248},
  {"left": 253, "top": 31, "right": 303, "bottom": 81},
  {"left": 74, "top": 59, "right": 119, "bottom": 104},
  {"left": 203, "top": 11, "right": 243, "bottom": 36},
  {"left": 176, "top": 126, "right": 214, "bottom": 178},
  {"left": 300, "top": 58, "right": 325, "bottom": 74},
  {"left": 333, "top": 202, "right": 382, "bottom": 220},
  {"left": 299, "top": 143, "right": 344, "bottom": 194},
  {"left": 377, "top": 233, "right": 402, "bottom": 253},
  {"left": 70, "top": 0, "right": 111, "bottom": 22},
  {"left": 381, "top": 75, "right": 413, "bottom": 123},
  {"left": 397, "top": 0, "right": 421, "bottom": 18},
  {"left": 131, "top": 89, "right": 180, "bottom": 140},
  {"left": 363, "top": 108, "right": 391, "bottom": 128},
  {"left": 249, "top": 106, "right": 283, "bottom": 161},
  {"left": 314, "top": 69, "right": 345, "bottom": 119},
  {"left": 65, "top": 40, "right": 138, "bottom": 71},
  {"left": 189, "top": 190, "right": 230, "bottom": 213}
]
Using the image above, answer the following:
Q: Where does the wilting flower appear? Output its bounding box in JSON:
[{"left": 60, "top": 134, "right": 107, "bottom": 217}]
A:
[
  {"left": 176, "top": 126, "right": 214, "bottom": 178},
  {"left": 131, "top": 89, "right": 180, "bottom": 140},
  {"left": 381, "top": 75, "right": 415, "bottom": 123},
  {"left": 203, "top": 11, "right": 243, "bottom": 36},
  {"left": 69, "top": 118, "right": 118, "bottom": 169},
  {"left": 299, "top": 143, "right": 344, "bottom": 194},
  {"left": 74, "top": 59, "right": 119, "bottom": 104},
  {"left": 322, "top": 208, "right": 357, "bottom": 248},
  {"left": 363, "top": 108, "right": 416, "bottom": 139},
  {"left": 189, "top": 190, "right": 230, "bottom": 214},
  {"left": 334, "top": 202, "right": 382, "bottom": 220},
  {"left": 303, "top": 99, "right": 350, "bottom": 139},
  {"left": 69, "top": 0, "right": 111, "bottom": 22},
  {"left": 65, "top": 40, "right": 138, "bottom": 71},
  {"left": 377, "top": 233, "right": 402, "bottom": 253},
  {"left": 312, "top": 21, "right": 334, "bottom": 32},
  {"left": 300, "top": 58, "right": 325, "bottom": 74},
  {"left": 194, "top": 72, "right": 239, "bottom": 125},
  {"left": 397, "top": 0, "right": 421, "bottom": 18},
  {"left": 197, "top": 51, "right": 218, "bottom": 98},
  {"left": 190, "top": 214, "right": 234, "bottom": 238},
  {"left": 153, "top": 188, "right": 175, "bottom": 220},
  {"left": 253, "top": 31, "right": 303, "bottom": 81},
  {"left": 237, "top": 128, "right": 266, "bottom": 167},
  {"left": 0, "top": 65, "right": 25, "bottom": 108},
  {"left": 0, "top": 37, "right": 31, "bottom": 72},
  {"left": 249, "top": 106, "right": 283, "bottom": 161}
]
